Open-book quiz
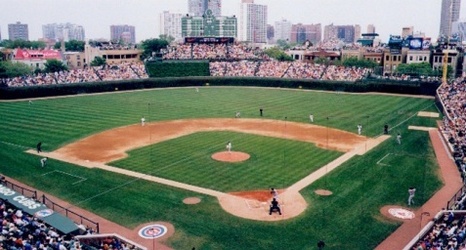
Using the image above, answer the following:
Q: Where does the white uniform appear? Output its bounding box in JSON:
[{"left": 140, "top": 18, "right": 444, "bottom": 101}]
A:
[
  {"left": 357, "top": 124, "right": 362, "bottom": 135},
  {"left": 309, "top": 114, "right": 314, "bottom": 123},
  {"left": 40, "top": 157, "right": 47, "bottom": 167},
  {"left": 235, "top": 112, "right": 241, "bottom": 118},
  {"left": 141, "top": 117, "right": 145, "bottom": 126},
  {"left": 397, "top": 134, "right": 402, "bottom": 144},
  {"left": 408, "top": 187, "right": 416, "bottom": 206},
  {"left": 271, "top": 188, "right": 279, "bottom": 199},
  {"left": 226, "top": 142, "right": 232, "bottom": 152}
]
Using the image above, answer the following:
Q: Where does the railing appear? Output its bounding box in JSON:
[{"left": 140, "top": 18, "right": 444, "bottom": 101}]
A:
[
  {"left": 2, "top": 178, "right": 100, "bottom": 233},
  {"left": 3, "top": 179, "right": 37, "bottom": 199},
  {"left": 42, "top": 195, "right": 99, "bottom": 233},
  {"left": 446, "top": 185, "right": 466, "bottom": 210},
  {"left": 76, "top": 234, "right": 147, "bottom": 250}
]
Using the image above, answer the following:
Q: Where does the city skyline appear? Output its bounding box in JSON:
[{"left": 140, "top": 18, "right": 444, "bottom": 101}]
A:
[{"left": 0, "top": 0, "right": 463, "bottom": 43}]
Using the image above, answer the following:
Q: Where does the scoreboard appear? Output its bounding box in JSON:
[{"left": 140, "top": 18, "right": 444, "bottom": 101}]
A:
[{"left": 184, "top": 37, "right": 235, "bottom": 44}]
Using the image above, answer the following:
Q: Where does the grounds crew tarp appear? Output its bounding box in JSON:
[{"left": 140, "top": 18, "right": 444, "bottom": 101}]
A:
[{"left": 0, "top": 184, "right": 79, "bottom": 234}]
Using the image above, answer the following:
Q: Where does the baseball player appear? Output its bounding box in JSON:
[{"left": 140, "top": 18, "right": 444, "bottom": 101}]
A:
[
  {"left": 309, "top": 114, "right": 314, "bottom": 123},
  {"left": 357, "top": 124, "right": 362, "bottom": 135},
  {"left": 396, "top": 133, "right": 402, "bottom": 144},
  {"left": 408, "top": 187, "right": 416, "bottom": 206},
  {"left": 36, "top": 142, "right": 42, "bottom": 153},
  {"left": 271, "top": 188, "right": 279, "bottom": 199},
  {"left": 235, "top": 112, "right": 241, "bottom": 118},
  {"left": 141, "top": 117, "right": 146, "bottom": 126},
  {"left": 40, "top": 157, "right": 48, "bottom": 167},
  {"left": 226, "top": 141, "right": 232, "bottom": 153}
]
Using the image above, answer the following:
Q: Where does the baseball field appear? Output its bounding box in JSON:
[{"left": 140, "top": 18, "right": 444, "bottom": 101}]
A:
[{"left": 0, "top": 86, "right": 442, "bottom": 249}]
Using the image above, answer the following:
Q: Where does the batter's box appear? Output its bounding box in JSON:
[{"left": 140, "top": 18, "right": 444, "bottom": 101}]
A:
[
  {"left": 245, "top": 199, "right": 261, "bottom": 209},
  {"left": 41, "top": 170, "right": 87, "bottom": 185}
]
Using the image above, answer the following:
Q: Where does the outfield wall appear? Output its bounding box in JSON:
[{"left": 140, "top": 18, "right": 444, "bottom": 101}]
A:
[{"left": 0, "top": 76, "right": 441, "bottom": 100}]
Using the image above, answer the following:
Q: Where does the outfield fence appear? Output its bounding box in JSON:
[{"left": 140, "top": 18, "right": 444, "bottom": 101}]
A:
[{"left": 42, "top": 194, "right": 100, "bottom": 233}]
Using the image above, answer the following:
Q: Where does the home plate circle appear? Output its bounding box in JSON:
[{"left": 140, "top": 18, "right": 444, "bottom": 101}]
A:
[
  {"left": 388, "top": 208, "right": 415, "bottom": 220},
  {"left": 139, "top": 224, "right": 168, "bottom": 239}
]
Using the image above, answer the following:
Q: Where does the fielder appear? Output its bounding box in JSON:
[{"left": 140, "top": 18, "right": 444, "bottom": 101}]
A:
[
  {"left": 396, "top": 133, "right": 402, "bottom": 144},
  {"left": 408, "top": 187, "right": 416, "bottom": 206},
  {"left": 40, "top": 157, "right": 48, "bottom": 167},
  {"left": 226, "top": 141, "right": 232, "bottom": 152},
  {"left": 357, "top": 124, "right": 362, "bottom": 135},
  {"left": 141, "top": 117, "right": 146, "bottom": 126},
  {"left": 309, "top": 114, "right": 314, "bottom": 123}
]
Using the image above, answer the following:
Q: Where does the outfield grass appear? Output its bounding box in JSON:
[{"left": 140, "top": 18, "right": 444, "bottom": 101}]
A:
[{"left": 0, "top": 87, "right": 442, "bottom": 249}]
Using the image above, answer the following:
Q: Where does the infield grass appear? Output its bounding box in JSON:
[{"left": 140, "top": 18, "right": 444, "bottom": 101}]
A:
[
  {"left": 0, "top": 87, "right": 442, "bottom": 249},
  {"left": 111, "top": 131, "right": 343, "bottom": 192}
]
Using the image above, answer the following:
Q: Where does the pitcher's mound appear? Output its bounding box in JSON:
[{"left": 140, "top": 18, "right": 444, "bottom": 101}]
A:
[{"left": 211, "top": 151, "right": 250, "bottom": 162}]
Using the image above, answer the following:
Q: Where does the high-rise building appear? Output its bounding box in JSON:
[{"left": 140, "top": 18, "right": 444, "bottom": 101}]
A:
[
  {"left": 8, "top": 22, "right": 29, "bottom": 41},
  {"left": 181, "top": 9, "right": 236, "bottom": 37},
  {"left": 160, "top": 11, "right": 184, "bottom": 41},
  {"left": 239, "top": 0, "right": 267, "bottom": 43},
  {"left": 42, "top": 23, "right": 85, "bottom": 42},
  {"left": 110, "top": 25, "right": 136, "bottom": 44},
  {"left": 452, "top": 21, "right": 466, "bottom": 41},
  {"left": 354, "top": 24, "right": 361, "bottom": 41},
  {"left": 290, "top": 23, "right": 321, "bottom": 44},
  {"left": 267, "top": 25, "right": 274, "bottom": 42},
  {"left": 367, "top": 24, "right": 376, "bottom": 34},
  {"left": 402, "top": 26, "right": 414, "bottom": 38},
  {"left": 188, "top": 0, "right": 222, "bottom": 17},
  {"left": 274, "top": 19, "right": 292, "bottom": 42},
  {"left": 439, "top": 0, "right": 461, "bottom": 37},
  {"left": 324, "top": 24, "right": 356, "bottom": 43}
]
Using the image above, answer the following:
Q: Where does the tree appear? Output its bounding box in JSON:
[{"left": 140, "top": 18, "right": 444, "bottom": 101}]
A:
[
  {"left": 395, "top": 62, "right": 435, "bottom": 77},
  {"left": 90, "top": 56, "right": 106, "bottom": 67},
  {"left": 53, "top": 40, "right": 85, "bottom": 52},
  {"left": 263, "top": 47, "right": 293, "bottom": 61},
  {"left": 44, "top": 59, "right": 68, "bottom": 73},
  {"left": 1, "top": 39, "right": 46, "bottom": 49},
  {"left": 0, "top": 61, "right": 33, "bottom": 79},
  {"left": 140, "top": 38, "right": 169, "bottom": 60},
  {"left": 159, "top": 34, "right": 175, "bottom": 44},
  {"left": 313, "top": 57, "right": 330, "bottom": 65},
  {"left": 342, "top": 57, "right": 378, "bottom": 69},
  {"left": 276, "top": 39, "right": 292, "bottom": 50}
]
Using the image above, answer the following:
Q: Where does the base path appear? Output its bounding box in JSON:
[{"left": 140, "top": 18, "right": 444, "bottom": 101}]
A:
[{"left": 31, "top": 118, "right": 386, "bottom": 222}]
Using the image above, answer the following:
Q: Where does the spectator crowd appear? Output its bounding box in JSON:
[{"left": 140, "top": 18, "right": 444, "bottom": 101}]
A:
[
  {"left": 0, "top": 198, "right": 86, "bottom": 249},
  {"left": 3, "top": 62, "right": 148, "bottom": 87},
  {"left": 409, "top": 77, "right": 466, "bottom": 249}
]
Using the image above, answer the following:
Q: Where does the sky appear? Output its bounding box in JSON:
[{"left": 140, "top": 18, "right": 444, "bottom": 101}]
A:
[{"left": 0, "top": 0, "right": 462, "bottom": 43}]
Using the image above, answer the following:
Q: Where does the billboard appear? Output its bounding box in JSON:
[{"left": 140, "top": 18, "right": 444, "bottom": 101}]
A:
[{"left": 409, "top": 38, "right": 423, "bottom": 50}]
